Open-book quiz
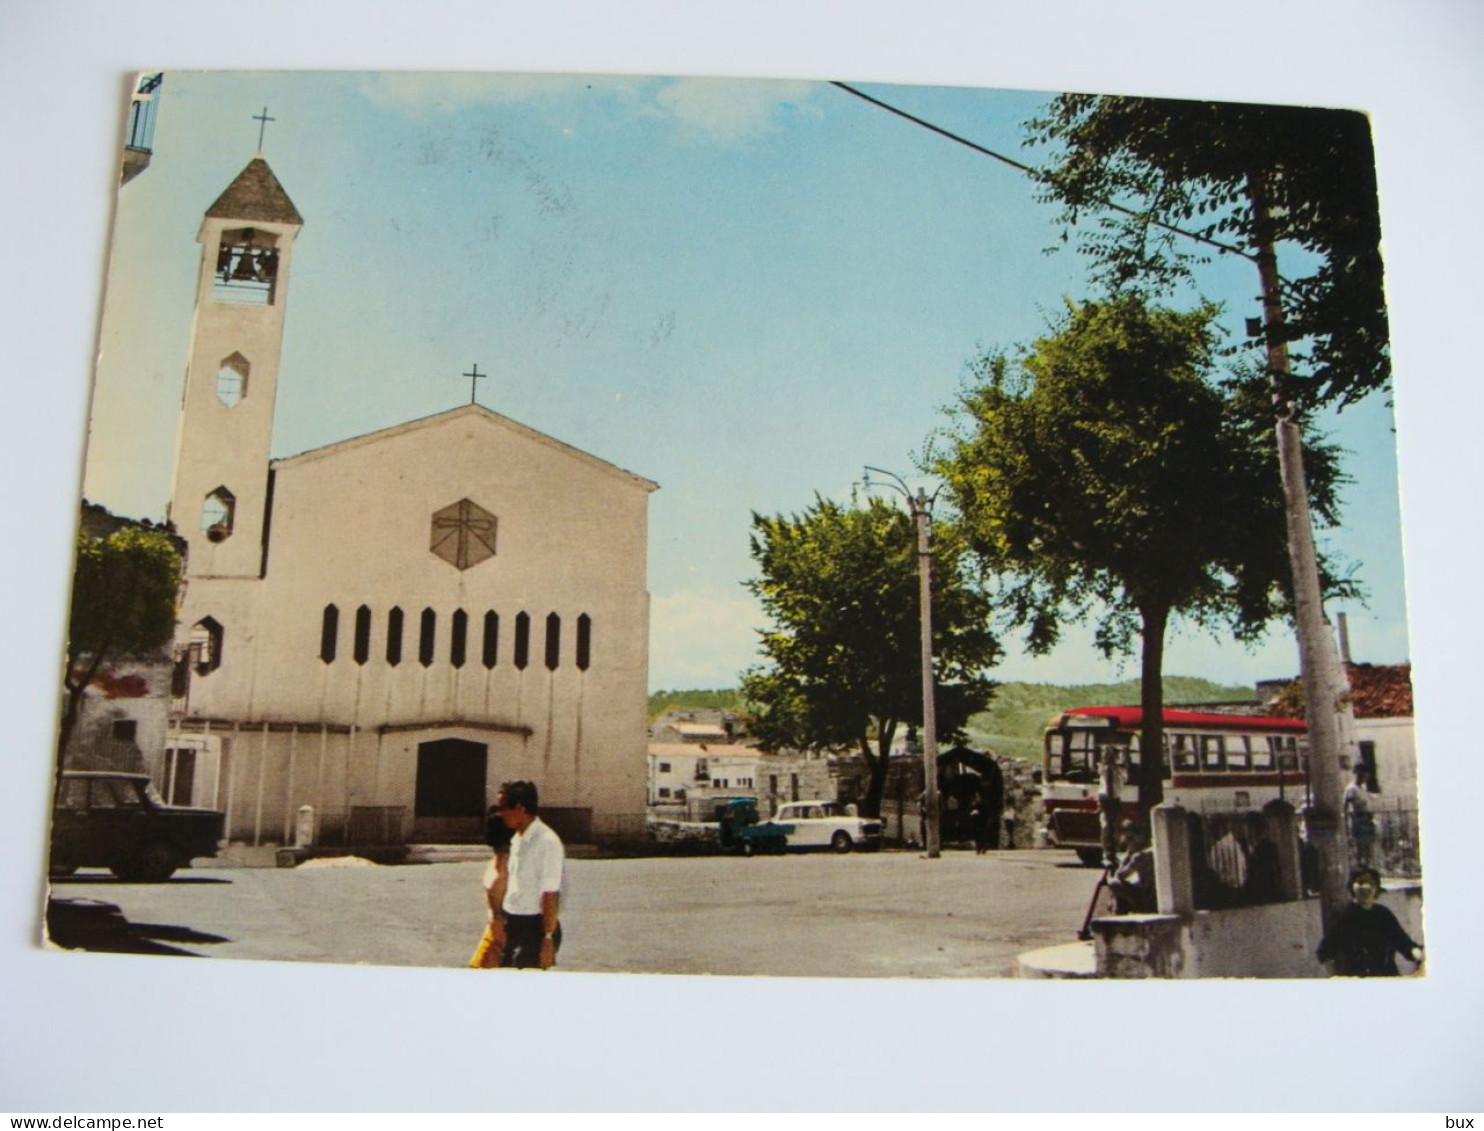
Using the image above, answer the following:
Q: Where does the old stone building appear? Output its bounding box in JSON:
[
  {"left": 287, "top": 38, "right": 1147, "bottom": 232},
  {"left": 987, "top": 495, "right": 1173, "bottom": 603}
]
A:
[{"left": 164, "top": 155, "right": 655, "bottom": 847}]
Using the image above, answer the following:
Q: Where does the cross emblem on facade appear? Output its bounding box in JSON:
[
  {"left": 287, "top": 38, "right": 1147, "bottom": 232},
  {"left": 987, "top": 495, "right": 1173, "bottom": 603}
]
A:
[
  {"left": 430, "top": 498, "right": 498, "bottom": 570},
  {"left": 253, "top": 106, "right": 276, "bottom": 151}
]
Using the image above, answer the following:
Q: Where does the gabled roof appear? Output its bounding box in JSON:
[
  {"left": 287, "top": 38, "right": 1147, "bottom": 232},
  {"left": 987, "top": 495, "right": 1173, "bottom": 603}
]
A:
[
  {"left": 272, "top": 402, "right": 658, "bottom": 492},
  {"left": 205, "top": 157, "right": 303, "bottom": 226}
]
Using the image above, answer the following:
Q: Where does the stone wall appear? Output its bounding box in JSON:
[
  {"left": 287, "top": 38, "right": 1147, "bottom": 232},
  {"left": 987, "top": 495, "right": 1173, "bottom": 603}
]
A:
[{"left": 1092, "top": 884, "right": 1424, "bottom": 978}]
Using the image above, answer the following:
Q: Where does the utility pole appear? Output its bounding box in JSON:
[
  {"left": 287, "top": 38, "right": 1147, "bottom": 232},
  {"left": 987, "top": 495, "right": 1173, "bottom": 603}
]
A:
[
  {"left": 864, "top": 467, "right": 941, "bottom": 858},
  {"left": 1248, "top": 168, "right": 1357, "bottom": 930}
]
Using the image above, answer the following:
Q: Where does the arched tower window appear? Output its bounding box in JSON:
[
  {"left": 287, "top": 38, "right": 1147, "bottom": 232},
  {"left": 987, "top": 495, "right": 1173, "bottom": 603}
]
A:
[
  {"left": 320, "top": 605, "right": 339, "bottom": 663},
  {"left": 213, "top": 227, "right": 281, "bottom": 306},
  {"left": 576, "top": 614, "right": 593, "bottom": 671},
  {"left": 513, "top": 612, "right": 531, "bottom": 671},
  {"left": 202, "top": 487, "right": 236, "bottom": 541},
  {"left": 545, "top": 613, "right": 562, "bottom": 671},
  {"left": 216, "top": 352, "right": 250, "bottom": 407},
  {"left": 189, "top": 617, "right": 224, "bottom": 674}
]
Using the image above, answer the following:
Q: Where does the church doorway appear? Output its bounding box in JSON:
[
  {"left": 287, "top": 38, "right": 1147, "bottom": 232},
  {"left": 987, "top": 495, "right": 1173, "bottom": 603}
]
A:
[{"left": 412, "top": 737, "right": 488, "bottom": 843}]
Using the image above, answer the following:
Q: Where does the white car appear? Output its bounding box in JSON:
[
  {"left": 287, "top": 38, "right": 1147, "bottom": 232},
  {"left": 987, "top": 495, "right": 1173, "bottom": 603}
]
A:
[{"left": 773, "top": 801, "right": 883, "bottom": 853}]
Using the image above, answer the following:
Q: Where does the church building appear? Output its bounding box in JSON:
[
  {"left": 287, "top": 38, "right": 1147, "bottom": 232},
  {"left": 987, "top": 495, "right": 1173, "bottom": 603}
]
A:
[{"left": 163, "top": 155, "right": 656, "bottom": 848}]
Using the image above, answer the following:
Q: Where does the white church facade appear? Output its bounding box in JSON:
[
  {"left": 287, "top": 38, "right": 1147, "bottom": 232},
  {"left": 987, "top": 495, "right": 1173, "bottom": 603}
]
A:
[{"left": 163, "top": 156, "right": 656, "bottom": 847}]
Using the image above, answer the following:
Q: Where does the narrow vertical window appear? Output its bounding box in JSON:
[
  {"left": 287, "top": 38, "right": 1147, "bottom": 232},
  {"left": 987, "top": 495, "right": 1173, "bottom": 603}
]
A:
[
  {"left": 482, "top": 611, "right": 499, "bottom": 669},
  {"left": 386, "top": 606, "right": 404, "bottom": 666},
  {"left": 576, "top": 614, "right": 592, "bottom": 671},
  {"left": 513, "top": 612, "right": 530, "bottom": 670},
  {"left": 189, "top": 617, "right": 224, "bottom": 674},
  {"left": 450, "top": 609, "right": 468, "bottom": 668},
  {"left": 320, "top": 605, "right": 339, "bottom": 663},
  {"left": 216, "top": 352, "right": 250, "bottom": 407},
  {"left": 419, "top": 608, "right": 437, "bottom": 667},
  {"left": 544, "top": 613, "right": 561, "bottom": 671},
  {"left": 354, "top": 605, "right": 372, "bottom": 665},
  {"left": 203, "top": 486, "right": 236, "bottom": 540}
]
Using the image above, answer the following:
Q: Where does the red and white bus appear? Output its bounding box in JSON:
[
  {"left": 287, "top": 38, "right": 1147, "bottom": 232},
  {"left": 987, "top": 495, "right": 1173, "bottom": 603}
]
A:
[{"left": 1041, "top": 706, "right": 1307, "bottom": 864}]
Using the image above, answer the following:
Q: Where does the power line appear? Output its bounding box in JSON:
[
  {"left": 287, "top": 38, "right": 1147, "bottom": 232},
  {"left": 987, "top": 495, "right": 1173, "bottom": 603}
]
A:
[{"left": 828, "top": 81, "right": 1262, "bottom": 271}]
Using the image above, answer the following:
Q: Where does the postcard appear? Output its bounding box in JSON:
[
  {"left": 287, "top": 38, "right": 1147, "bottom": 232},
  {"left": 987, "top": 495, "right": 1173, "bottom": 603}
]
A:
[{"left": 48, "top": 70, "right": 1419, "bottom": 983}]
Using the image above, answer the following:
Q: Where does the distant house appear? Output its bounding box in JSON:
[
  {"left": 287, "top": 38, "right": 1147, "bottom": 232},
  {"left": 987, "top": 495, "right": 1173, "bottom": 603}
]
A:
[
  {"left": 64, "top": 503, "right": 185, "bottom": 795},
  {"left": 1346, "top": 663, "right": 1418, "bottom": 805},
  {"left": 647, "top": 743, "right": 831, "bottom": 822},
  {"left": 650, "top": 708, "right": 744, "bottom": 746},
  {"left": 1260, "top": 662, "right": 1418, "bottom": 805}
]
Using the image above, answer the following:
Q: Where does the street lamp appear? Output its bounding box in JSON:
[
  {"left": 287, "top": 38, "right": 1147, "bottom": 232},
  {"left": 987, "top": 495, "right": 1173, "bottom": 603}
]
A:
[{"left": 863, "top": 466, "right": 942, "bottom": 859}]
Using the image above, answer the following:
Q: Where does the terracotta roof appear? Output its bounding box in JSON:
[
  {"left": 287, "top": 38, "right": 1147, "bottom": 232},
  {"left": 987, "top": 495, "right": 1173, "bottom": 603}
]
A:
[
  {"left": 205, "top": 157, "right": 303, "bottom": 225},
  {"left": 1263, "top": 662, "right": 1414, "bottom": 720},
  {"left": 1346, "top": 663, "right": 1414, "bottom": 719}
]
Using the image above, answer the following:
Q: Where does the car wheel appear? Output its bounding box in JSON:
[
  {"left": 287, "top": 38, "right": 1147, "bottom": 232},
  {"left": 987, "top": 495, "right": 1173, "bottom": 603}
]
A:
[
  {"left": 742, "top": 840, "right": 757, "bottom": 857},
  {"left": 831, "top": 831, "right": 853, "bottom": 854},
  {"left": 133, "top": 841, "right": 179, "bottom": 882},
  {"left": 1075, "top": 847, "right": 1104, "bottom": 867}
]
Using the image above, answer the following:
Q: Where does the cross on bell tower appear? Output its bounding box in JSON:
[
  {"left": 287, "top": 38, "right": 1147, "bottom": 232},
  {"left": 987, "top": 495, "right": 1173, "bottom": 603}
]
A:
[{"left": 253, "top": 106, "right": 276, "bottom": 152}]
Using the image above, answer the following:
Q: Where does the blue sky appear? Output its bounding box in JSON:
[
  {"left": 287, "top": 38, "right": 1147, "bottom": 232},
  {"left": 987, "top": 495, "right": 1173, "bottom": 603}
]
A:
[{"left": 83, "top": 70, "right": 1410, "bottom": 692}]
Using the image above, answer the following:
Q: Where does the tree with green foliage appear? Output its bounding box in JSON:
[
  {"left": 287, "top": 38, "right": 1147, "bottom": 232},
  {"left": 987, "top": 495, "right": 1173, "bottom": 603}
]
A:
[
  {"left": 935, "top": 296, "right": 1350, "bottom": 814},
  {"left": 1027, "top": 94, "right": 1388, "bottom": 410},
  {"left": 740, "top": 495, "right": 1002, "bottom": 818},
  {"left": 60, "top": 526, "right": 183, "bottom": 767},
  {"left": 1026, "top": 94, "right": 1382, "bottom": 922}
]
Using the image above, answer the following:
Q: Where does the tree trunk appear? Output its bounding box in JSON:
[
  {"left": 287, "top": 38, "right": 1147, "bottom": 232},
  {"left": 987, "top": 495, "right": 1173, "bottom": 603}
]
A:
[
  {"left": 1137, "top": 602, "right": 1169, "bottom": 816},
  {"left": 56, "top": 646, "right": 108, "bottom": 783},
  {"left": 859, "top": 721, "right": 896, "bottom": 818}
]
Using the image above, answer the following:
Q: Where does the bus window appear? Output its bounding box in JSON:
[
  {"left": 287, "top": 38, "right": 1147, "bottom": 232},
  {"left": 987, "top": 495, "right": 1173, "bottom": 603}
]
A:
[
  {"left": 1056, "top": 727, "right": 1104, "bottom": 777},
  {"left": 1251, "top": 739, "right": 1275, "bottom": 770},
  {"left": 1201, "top": 735, "right": 1225, "bottom": 770},
  {"left": 1226, "top": 735, "right": 1251, "bottom": 771},
  {"left": 1268, "top": 735, "right": 1299, "bottom": 770},
  {"left": 1171, "top": 733, "right": 1198, "bottom": 771}
]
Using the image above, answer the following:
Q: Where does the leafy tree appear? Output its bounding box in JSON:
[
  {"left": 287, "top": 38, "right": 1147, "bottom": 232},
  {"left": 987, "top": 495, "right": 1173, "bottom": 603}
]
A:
[
  {"left": 741, "top": 495, "right": 1002, "bottom": 817},
  {"left": 60, "top": 525, "right": 183, "bottom": 766},
  {"left": 1026, "top": 94, "right": 1389, "bottom": 410},
  {"left": 935, "top": 296, "right": 1350, "bottom": 813}
]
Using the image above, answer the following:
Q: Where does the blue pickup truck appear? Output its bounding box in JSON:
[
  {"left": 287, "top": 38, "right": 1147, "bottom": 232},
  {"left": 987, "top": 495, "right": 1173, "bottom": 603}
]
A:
[{"left": 714, "top": 797, "right": 793, "bottom": 856}]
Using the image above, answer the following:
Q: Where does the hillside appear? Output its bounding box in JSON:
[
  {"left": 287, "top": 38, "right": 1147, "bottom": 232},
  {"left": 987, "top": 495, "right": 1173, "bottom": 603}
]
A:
[
  {"left": 962, "top": 676, "right": 1257, "bottom": 764},
  {"left": 650, "top": 677, "right": 1257, "bottom": 762}
]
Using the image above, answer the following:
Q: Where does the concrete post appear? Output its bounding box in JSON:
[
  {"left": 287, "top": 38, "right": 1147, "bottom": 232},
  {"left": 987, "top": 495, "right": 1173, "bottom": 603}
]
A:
[
  {"left": 295, "top": 805, "right": 315, "bottom": 848},
  {"left": 1152, "top": 804, "right": 1195, "bottom": 915}
]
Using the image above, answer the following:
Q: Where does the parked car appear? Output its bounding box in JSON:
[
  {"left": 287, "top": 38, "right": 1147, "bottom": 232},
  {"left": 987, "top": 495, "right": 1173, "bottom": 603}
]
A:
[
  {"left": 773, "top": 801, "right": 883, "bottom": 853},
  {"left": 50, "top": 771, "right": 225, "bottom": 882},
  {"left": 714, "top": 797, "right": 792, "bottom": 856}
]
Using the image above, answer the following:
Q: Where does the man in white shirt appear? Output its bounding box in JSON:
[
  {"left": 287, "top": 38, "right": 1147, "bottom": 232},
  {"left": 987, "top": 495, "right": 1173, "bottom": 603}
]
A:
[{"left": 494, "top": 780, "right": 565, "bottom": 969}]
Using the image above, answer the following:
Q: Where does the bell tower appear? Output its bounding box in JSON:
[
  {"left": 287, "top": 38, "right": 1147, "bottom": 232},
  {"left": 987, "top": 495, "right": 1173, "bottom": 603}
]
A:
[{"left": 169, "top": 156, "right": 303, "bottom": 579}]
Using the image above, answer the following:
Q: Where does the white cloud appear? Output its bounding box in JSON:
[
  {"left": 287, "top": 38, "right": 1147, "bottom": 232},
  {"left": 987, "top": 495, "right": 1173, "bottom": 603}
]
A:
[
  {"left": 650, "top": 77, "right": 818, "bottom": 143},
  {"left": 649, "top": 587, "right": 765, "bottom": 691}
]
